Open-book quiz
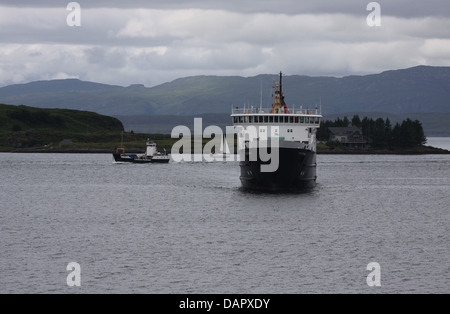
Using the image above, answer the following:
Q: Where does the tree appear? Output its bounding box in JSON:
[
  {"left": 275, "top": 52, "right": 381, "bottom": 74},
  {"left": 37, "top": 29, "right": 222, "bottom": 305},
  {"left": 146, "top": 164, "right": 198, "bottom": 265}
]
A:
[
  {"left": 361, "top": 117, "right": 374, "bottom": 140},
  {"left": 391, "top": 123, "right": 401, "bottom": 148},
  {"left": 352, "top": 115, "right": 362, "bottom": 128},
  {"left": 343, "top": 116, "right": 350, "bottom": 127},
  {"left": 372, "top": 118, "right": 388, "bottom": 148},
  {"left": 325, "top": 116, "right": 426, "bottom": 150},
  {"left": 385, "top": 118, "right": 392, "bottom": 133},
  {"left": 318, "top": 120, "right": 333, "bottom": 141},
  {"left": 384, "top": 118, "right": 393, "bottom": 148},
  {"left": 392, "top": 118, "right": 427, "bottom": 148},
  {"left": 412, "top": 120, "right": 427, "bottom": 146}
]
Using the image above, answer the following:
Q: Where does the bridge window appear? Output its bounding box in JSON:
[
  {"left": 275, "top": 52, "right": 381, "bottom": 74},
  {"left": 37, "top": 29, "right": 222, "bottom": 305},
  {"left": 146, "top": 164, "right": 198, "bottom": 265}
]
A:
[
  {"left": 274, "top": 116, "right": 279, "bottom": 123},
  {"left": 264, "top": 116, "right": 269, "bottom": 123},
  {"left": 300, "top": 116, "right": 304, "bottom": 123},
  {"left": 269, "top": 116, "right": 274, "bottom": 123},
  {"left": 244, "top": 116, "right": 249, "bottom": 123},
  {"left": 305, "top": 117, "right": 309, "bottom": 124}
]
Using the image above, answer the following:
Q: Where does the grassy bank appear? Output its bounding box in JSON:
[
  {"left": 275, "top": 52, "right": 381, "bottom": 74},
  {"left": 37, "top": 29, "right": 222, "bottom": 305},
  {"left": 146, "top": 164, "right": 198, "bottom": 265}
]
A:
[{"left": 0, "top": 103, "right": 125, "bottom": 152}]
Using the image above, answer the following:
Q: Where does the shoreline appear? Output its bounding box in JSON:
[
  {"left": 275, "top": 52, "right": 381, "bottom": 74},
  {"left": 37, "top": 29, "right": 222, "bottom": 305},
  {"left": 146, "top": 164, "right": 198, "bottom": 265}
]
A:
[
  {"left": 316, "top": 148, "right": 450, "bottom": 155},
  {"left": 1, "top": 147, "right": 450, "bottom": 155}
]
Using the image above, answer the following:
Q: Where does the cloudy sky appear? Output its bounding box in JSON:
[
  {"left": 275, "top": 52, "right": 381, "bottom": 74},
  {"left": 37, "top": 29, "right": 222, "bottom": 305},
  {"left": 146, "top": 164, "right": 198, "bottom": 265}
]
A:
[{"left": 0, "top": 0, "right": 449, "bottom": 87}]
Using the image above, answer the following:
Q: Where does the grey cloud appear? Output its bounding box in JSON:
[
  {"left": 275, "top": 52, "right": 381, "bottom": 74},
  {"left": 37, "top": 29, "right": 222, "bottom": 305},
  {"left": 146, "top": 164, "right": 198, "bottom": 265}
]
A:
[
  {"left": 1, "top": 0, "right": 449, "bottom": 17},
  {"left": 0, "top": 1, "right": 449, "bottom": 87},
  {"left": 85, "top": 47, "right": 127, "bottom": 68}
]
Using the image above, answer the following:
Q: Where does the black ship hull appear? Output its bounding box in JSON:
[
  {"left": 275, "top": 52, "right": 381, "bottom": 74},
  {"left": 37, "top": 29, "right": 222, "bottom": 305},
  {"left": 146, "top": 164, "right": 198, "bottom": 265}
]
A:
[
  {"left": 239, "top": 145, "right": 317, "bottom": 191},
  {"left": 113, "top": 153, "right": 136, "bottom": 163},
  {"left": 113, "top": 153, "right": 170, "bottom": 164},
  {"left": 150, "top": 158, "right": 170, "bottom": 164}
]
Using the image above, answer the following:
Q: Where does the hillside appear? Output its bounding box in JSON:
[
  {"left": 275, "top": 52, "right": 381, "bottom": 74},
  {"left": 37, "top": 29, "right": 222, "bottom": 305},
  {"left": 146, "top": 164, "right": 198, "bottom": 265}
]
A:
[
  {"left": 0, "top": 66, "right": 449, "bottom": 116},
  {"left": 0, "top": 104, "right": 124, "bottom": 151}
]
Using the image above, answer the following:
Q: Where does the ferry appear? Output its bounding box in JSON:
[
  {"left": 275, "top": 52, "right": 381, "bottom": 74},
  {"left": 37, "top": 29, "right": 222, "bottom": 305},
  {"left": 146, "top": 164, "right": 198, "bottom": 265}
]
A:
[
  {"left": 113, "top": 138, "right": 170, "bottom": 164},
  {"left": 231, "top": 72, "right": 322, "bottom": 191}
]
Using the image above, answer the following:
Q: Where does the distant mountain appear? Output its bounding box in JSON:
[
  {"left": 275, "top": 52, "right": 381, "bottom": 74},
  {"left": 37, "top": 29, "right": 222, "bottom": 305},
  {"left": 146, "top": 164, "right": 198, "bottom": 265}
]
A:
[
  {"left": 0, "top": 79, "right": 121, "bottom": 98},
  {"left": 1, "top": 66, "right": 449, "bottom": 116}
]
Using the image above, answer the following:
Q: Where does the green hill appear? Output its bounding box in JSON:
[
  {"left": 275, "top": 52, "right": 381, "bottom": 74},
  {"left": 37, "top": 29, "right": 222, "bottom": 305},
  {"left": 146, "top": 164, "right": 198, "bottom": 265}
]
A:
[
  {"left": 1, "top": 66, "right": 449, "bottom": 116},
  {"left": 0, "top": 104, "right": 124, "bottom": 151}
]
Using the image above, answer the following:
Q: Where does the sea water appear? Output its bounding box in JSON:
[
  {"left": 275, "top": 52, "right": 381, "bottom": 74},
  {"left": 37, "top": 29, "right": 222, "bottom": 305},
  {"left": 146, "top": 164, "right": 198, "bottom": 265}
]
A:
[
  {"left": 427, "top": 137, "right": 450, "bottom": 151},
  {"left": 0, "top": 153, "right": 449, "bottom": 294}
]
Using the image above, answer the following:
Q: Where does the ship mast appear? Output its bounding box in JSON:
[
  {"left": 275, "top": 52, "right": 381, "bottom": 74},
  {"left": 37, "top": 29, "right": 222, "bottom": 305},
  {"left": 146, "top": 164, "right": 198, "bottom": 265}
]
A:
[
  {"left": 260, "top": 78, "right": 263, "bottom": 112},
  {"left": 280, "top": 71, "right": 287, "bottom": 107},
  {"left": 270, "top": 71, "right": 290, "bottom": 114},
  {"left": 280, "top": 71, "right": 283, "bottom": 103}
]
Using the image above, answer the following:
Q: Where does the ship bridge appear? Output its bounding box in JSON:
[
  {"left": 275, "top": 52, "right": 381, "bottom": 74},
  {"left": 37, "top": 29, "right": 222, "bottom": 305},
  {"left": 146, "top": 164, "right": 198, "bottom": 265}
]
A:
[
  {"left": 231, "top": 107, "right": 322, "bottom": 126},
  {"left": 231, "top": 106, "right": 322, "bottom": 143}
]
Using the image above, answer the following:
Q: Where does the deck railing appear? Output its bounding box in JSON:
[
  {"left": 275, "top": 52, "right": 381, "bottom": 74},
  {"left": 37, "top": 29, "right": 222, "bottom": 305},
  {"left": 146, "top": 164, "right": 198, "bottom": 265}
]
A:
[{"left": 231, "top": 106, "right": 321, "bottom": 116}]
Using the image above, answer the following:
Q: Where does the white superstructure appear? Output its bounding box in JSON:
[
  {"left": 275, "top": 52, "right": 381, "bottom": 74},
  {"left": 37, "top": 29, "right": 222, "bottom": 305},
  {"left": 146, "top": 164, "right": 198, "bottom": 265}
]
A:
[
  {"left": 231, "top": 73, "right": 322, "bottom": 151},
  {"left": 146, "top": 141, "right": 157, "bottom": 157}
]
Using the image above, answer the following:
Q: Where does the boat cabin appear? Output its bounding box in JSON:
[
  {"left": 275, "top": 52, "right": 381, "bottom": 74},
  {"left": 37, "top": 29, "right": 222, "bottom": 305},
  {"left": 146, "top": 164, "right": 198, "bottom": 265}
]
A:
[{"left": 146, "top": 140, "right": 157, "bottom": 157}]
